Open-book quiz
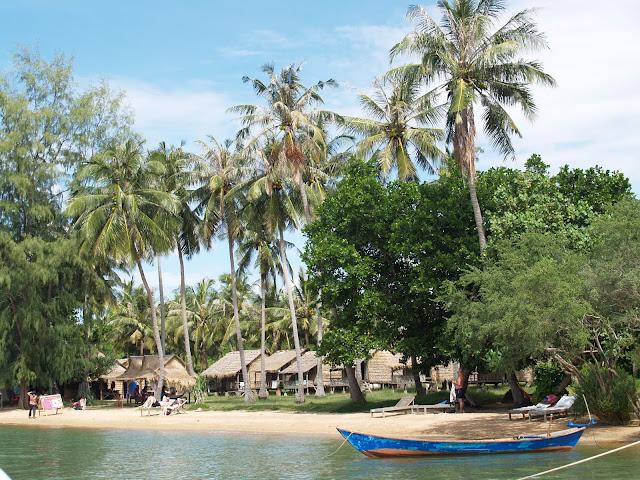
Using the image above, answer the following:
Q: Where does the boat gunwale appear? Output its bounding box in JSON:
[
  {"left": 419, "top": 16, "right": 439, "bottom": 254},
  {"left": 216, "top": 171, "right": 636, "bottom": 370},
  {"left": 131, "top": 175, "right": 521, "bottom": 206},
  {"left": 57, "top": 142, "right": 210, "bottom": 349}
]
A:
[{"left": 336, "top": 426, "right": 586, "bottom": 445}]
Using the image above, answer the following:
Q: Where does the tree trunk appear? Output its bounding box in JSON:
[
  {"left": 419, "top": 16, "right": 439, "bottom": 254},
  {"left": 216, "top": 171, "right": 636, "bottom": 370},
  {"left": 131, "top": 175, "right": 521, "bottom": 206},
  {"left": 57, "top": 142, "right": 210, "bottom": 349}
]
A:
[
  {"left": 467, "top": 175, "right": 487, "bottom": 252},
  {"left": 20, "top": 381, "right": 28, "bottom": 410},
  {"left": 157, "top": 255, "right": 167, "bottom": 352},
  {"left": 507, "top": 371, "right": 528, "bottom": 406},
  {"left": 453, "top": 107, "right": 487, "bottom": 252},
  {"left": 278, "top": 226, "right": 305, "bottom": 403},
  {"left": 459, "top": 364, "right": 477, "bottom": 407},
  {"left": 258, "top": 272, "right": 268, "bottom": 399},
  {"left": 552, "top": 373, "right": 573, "bottom": 395},
  {"left": 314, "top": 310, "right": 325, "bottom": 397},
  {"left": 136, "top": 257, "right": 165, "bottom": 398},
  {"left": 297, "top": 175, "right": 311, "bottom": 223},
  {"left": 178, "top": 246, "right": 195, "bottom": 376},
  {"left": 227, "top": 231, "right": 255, "bottom": 402},
  {"left": 411, "top": 354, "right": 426, "bottom": 396},
  {"left": 345, "top": 365, "right": 365, "bottom": 403}
]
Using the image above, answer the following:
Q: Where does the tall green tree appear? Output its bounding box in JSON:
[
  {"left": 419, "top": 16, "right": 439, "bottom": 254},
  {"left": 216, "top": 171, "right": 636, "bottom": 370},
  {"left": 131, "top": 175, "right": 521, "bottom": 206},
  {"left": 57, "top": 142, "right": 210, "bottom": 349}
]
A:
[
  {"left": 247, "top": 148, "right": 307, "bottom": 402},
  {"left": 68, "top": 140, "right": 178, "bottom": 398},
  {"left": 194, "top": 138, "right": 256, "bottom": 401},
  {"left": 0, "top": 51, "right": 131, "bottom": 406},
  {"left": 391, "top": 1, "right": 555, "bottom": 251},
  {"left": 237, "top": 206, "right": 284, "bottom": 399},
  {"left": 107, "top": 280, "right": 154, "bottom": 356},
  {"left": 340, "top": 74, "right": 443, "bottom": 180},
  {"left": 232, "top": 63, "right": 336, "bottom": 221},
  {"left": 151, "top": 141, "right": 200, "bottom": 375}
]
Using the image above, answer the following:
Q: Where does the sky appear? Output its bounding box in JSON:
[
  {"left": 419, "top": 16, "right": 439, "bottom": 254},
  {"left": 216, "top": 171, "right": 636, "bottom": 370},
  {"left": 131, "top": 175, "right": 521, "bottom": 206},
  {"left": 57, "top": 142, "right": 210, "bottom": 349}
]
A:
[{"left": 1, "top": 0, "right": 639, "bottom": 293}]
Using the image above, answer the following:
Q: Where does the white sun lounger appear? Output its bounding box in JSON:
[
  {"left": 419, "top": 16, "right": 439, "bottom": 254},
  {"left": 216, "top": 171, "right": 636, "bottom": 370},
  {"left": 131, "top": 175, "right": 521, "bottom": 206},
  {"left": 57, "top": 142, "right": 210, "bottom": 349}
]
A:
[
  {"left": 529, "top": 395, "right": 576, "bottom": 421},
  {"left": 370, "top": 396, "right": 415, "bottom": 418}
]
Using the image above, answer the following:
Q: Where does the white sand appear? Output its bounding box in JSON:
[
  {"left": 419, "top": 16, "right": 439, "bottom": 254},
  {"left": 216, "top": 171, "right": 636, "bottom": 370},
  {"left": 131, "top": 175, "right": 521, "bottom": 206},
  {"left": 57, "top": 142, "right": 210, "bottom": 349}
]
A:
[{"left": 1, "top": 406, "right": 638, "bottom": 444}]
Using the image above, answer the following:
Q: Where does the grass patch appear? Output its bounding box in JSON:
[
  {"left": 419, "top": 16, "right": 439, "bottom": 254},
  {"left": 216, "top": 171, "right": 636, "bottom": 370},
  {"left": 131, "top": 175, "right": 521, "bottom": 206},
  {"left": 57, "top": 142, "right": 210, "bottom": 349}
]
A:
[{"left": 186, "top": 386, "right": 510, "bottom": 414}]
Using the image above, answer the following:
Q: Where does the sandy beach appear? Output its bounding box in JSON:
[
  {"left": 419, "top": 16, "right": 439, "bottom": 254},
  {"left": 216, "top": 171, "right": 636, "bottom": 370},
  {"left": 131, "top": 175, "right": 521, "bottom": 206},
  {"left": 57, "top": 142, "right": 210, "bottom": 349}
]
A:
[{"left": 1, "top": 406, "right": 638, "bottom": 445}]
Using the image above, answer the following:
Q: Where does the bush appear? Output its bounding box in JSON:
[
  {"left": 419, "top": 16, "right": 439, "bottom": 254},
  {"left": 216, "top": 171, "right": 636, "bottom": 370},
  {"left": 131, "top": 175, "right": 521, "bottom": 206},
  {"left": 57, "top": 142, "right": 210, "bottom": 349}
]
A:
[
  {"left": 533, "top": 360, "right": 565, "bottom": 402},
  {"left": 577, "top": 364, "right": 637, "bottom": 424}
]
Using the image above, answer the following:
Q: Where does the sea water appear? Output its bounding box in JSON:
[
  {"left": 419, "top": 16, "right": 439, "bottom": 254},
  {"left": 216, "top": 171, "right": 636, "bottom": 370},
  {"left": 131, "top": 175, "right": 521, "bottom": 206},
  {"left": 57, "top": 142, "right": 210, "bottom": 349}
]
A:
[{"left": 0, "top": 426, "right": 638, "bottom": 479}]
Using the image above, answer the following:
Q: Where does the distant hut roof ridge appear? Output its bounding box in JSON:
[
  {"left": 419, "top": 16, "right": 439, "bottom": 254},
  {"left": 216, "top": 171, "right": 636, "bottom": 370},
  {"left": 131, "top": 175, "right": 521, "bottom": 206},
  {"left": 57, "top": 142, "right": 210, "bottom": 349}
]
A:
[
  {"left": 201, "top": 350, "right": 261, "bottom": 379},
  {"left": 263, "top": 349, "right": 301, "bottom": 373},
  {"left": 281, "top": 351, "right": 321, "bottom": 374},
  {"left": 117, "top": 354, "right": 196, "bottom": 388}
]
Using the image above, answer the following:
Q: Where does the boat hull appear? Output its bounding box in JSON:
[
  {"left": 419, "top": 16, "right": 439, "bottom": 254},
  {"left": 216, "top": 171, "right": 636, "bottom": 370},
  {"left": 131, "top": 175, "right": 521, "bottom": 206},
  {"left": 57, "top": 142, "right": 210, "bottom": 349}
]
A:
[{"left": 337, "top": 427, "right": 585, "bottom": 458}]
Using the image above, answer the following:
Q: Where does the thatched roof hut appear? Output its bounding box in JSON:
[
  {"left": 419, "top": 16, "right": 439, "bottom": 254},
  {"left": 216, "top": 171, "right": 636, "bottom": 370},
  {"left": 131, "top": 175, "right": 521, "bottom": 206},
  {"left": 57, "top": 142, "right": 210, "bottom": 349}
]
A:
[
  {"left": 99, "top": 359, "right": 128, "bottom": 381},
  {"left": 117, "top": 354, "right": 196, "bottom": 389},
  {"left": 263, "top": 350, "right": 299, "bottom": 373},
  {"left": 281, "top": 351, "right": 319, "bottom": 374},
  {"left": 281, "top": 351, "right": 348, "bottom": 389},
  {"left": 365, "top": 350, "right": 411, "bottom": 385},
  {"left": 200, "top": 350, "right": 261, "bottom": 379}
]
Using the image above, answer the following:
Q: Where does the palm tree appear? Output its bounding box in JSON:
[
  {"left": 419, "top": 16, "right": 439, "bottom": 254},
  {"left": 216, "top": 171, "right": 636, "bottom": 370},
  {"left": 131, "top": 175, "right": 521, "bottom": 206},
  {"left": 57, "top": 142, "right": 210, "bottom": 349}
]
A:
[
  {"left": 151, "top": 141, "right": 200, "bottom": 375},
  {"left": 179, "top": 279, "right": 222, "bottom": 369},
  {"left": 340, "top": 74, "right": 443, "bottom": 181},
  {"left": 391, "top": 1, "right": 555, "bottom": 251},
  {"left": 232, "top": 63, "right": 337, "bottom": 222},
  {"left": 246, "top": 150, "right": 307, "bottom": 403},
  {"left": 108, "top": 280, "right": 154, "bottom": 356},
  {"left": 69, "top": 140, "right": 178, "bottom": 397},
  {"left": 193, "top": 138, "right": 256, "bottom": 401},
  {"left": 237, "top": 214, "right": 283, "bottom": 399}
]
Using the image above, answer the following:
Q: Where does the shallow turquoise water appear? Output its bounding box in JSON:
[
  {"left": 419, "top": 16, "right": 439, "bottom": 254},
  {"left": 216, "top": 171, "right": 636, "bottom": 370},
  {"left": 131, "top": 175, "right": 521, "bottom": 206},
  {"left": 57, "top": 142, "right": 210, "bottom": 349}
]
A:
[{"left": 0, "top": 426, "right": 638, "bottom": 479}]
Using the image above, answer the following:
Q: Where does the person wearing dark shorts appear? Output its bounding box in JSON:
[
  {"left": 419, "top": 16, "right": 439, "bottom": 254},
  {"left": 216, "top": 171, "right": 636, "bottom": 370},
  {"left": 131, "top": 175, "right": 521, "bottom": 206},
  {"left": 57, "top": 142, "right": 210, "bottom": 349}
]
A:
[
  {"left": 27, "top": 391, "right": 38, "bottom": 418},
  {"left": 454, "top": 370, "right": 466, "bottom": 413}
]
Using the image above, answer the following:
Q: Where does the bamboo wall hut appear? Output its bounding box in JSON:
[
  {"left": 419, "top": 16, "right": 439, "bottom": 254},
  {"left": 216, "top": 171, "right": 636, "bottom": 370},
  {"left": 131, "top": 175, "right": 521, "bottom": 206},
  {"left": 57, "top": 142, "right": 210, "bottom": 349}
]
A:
[
  {"left": 281, "top": 351, "right": 348, "bottom": 392},
  {"left": 249, "top": 350, "right": 300, "bottom": 390},
  {"left": 117, "top": 355, "right": 196, "bottom": 393},
  {"left": 200, "top": 350, "right": 262, "bottom": 393},
  {"left": 364, "top": 350, "right": 413, "bottom": 388},
  {"left": 97, "top": 358, "right": 128, "bottom": 399}
]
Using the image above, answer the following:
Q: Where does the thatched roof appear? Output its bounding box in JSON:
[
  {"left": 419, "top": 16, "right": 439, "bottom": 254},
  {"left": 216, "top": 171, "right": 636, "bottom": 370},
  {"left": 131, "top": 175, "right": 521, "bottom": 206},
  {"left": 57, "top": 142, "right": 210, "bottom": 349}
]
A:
[
  {"left": 263, "top": 350, "right": 300, "bottom": 373},
  {"left": 366, "top": 350, "right": 411, "bottom": 384},
  {"left": 117, "top": 354, "right": 196, "bottom": 388},
  {"left": 100, "top": 359, "right": 127, "bottom": 380},
  {"left": 200, "top": 350, "right": 261, "bottom": 379},
  {"left": 281, "top": 351, "right": 321, "bottom": 374}
]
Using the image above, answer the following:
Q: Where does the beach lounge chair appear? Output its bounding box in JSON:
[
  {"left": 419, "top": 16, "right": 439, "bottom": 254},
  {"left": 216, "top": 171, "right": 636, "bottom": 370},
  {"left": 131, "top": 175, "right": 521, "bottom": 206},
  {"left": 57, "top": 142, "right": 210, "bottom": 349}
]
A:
[
  {"left": 370, "top": 396, "right": 415, "bottom": 418},
  {"left": 140, "top": 396, "right": 159, "bottom": 416},
  {"left": 509, "top": 402, "right": 554, "bottom": 420},
  {"left": 166, "top": 398, "right": 187, "bottom": 415},
  {"left": 529, "top": 395, "right": 576, "bottom": 421},
  {"left": 410, "top": 402, "right": 455, "bottom": 414}
]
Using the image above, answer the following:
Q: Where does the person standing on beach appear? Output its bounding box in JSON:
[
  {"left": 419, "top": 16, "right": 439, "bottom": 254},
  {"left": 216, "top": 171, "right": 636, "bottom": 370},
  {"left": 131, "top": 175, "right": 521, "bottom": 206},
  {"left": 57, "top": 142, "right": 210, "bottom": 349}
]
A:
[
  {"left": 27, "top": 391, "right": 38, "bottom": 419},
  {"left": 454, "top": 370, "right": 466, "bottom": 413}
]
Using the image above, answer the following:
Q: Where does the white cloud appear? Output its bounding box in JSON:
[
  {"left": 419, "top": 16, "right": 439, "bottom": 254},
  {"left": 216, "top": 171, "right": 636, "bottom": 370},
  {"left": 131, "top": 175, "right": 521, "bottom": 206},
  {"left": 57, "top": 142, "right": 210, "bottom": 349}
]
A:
[
  {"left": 333, "top": 3, "right": 640, "bottom": 190},
  {"left": 477, "top": 1, "right": 640, "bottom": 189},
  {"left": 217, "top": 47, "right": 261, "bottom": 58},
  {"left": 114, "top": 79, "right": 239, "bottom": 149}
]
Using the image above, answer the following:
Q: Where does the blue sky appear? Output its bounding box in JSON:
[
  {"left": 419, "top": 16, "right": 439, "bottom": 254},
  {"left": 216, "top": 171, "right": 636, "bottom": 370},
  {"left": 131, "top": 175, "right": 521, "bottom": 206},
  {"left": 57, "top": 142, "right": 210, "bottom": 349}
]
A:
[{"left": 2, "top": 0, "right": 639, "bottom": 293}]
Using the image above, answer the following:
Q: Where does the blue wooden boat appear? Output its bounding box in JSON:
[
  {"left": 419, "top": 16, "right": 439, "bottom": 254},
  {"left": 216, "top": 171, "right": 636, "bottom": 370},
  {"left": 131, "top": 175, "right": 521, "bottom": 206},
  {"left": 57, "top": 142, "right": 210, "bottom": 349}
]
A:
[{"left": 337, "top": 427, "right": 585, "bottom": 458}]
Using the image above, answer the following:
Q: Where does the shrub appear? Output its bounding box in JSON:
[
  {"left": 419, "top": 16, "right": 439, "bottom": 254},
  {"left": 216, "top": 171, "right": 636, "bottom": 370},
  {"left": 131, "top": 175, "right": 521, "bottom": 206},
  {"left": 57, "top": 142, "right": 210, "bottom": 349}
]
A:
[
  {"left": 533, "top": 360, "right": 565, "bottom": 402},
  {"left": 577, "top": 364, "right": 637, "bottom": 424}
]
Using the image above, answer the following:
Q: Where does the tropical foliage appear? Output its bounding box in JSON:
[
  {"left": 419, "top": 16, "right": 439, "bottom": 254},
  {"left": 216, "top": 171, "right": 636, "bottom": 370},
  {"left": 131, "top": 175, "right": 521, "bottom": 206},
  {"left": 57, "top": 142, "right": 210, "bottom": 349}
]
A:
[{"left": 1, "top": 2, "right": 639, "bottom": 423}]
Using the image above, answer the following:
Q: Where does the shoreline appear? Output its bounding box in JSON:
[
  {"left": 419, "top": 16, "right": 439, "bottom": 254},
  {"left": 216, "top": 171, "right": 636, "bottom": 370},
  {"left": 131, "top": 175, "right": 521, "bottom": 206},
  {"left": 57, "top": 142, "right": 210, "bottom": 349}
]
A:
[{"left": 1, "top": 407, "right": 638, "bottom": 445}]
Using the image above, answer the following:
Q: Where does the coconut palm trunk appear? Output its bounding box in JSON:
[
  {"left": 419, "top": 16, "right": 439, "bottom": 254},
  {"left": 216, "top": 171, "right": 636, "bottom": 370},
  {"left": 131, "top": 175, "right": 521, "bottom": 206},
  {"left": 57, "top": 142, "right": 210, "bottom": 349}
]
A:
[
  {"left": 157, "top": 255, "right": 167, "bottom": 351},
  {"left": 314, "top": 309, "right": 326, "bottom": 396},
  {"left": 297, "top": 176, "right": 326, "bottom": 396},
  {"left": 258, "top": 271, "right": 268, "bottom": 399},
  {"left": 135, "top": 257, "right": 165, "bottom": 398},
  {"left": 226, "top": 228, "right": 255, "bottom": 402},
  {"left": 453, "top": 107, "right": 487, "bottom": 252},
  {"left": 278, "top": 226, "right": 305, "bottom": 403},
  {"left": 177, "top": 245, "right": 195, "bottom": 375}
]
